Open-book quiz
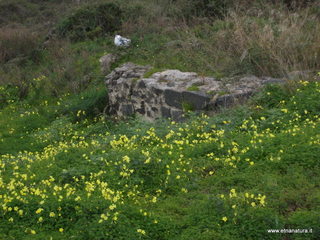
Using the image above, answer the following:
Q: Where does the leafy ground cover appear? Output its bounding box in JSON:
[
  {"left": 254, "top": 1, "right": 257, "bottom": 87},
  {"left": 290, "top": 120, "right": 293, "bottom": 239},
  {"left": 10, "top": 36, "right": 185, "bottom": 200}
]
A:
[{"left": 0, "top": 79, "right": 319, "bottom": 239}]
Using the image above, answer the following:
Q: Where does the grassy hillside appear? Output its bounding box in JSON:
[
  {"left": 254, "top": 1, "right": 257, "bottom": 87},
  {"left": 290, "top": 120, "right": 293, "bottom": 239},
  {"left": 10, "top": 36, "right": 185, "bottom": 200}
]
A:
[
  {"left": 1, "top": 0, "right": 319, "bottom": 98},
  {"left": 0, "top": 0, "right": 320, "bottom": 239}
]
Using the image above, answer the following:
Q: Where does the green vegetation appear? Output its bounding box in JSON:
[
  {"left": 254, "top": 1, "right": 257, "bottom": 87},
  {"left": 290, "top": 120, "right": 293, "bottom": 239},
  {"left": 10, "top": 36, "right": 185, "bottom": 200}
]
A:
[
  {"left": 186, "top": 85, "right": 200, "bottom": 92},
  {"left": 1, "top": 78, "right": 320, "bottom": 239},
  {"left": 57, "top": 3, "right": 122, "bottom": 41},
  {"left": 182, "top": 101, "right": 194, "bottom": 112},
  {"left": 1, "top": 0, "right": 320, "bottom": 239},
  {"left": 144, "top": 68, "right": 165, "bottom": 78}
]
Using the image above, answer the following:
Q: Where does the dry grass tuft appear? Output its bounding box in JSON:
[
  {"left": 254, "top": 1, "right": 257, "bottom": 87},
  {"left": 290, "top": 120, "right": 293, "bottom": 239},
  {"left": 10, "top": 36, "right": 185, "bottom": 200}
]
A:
[
  {"left": 173, "top": 2, "right": 320, "bottom": 77},
  {"left": 0, "top": 26, "right": 40, "bottom": 63}
]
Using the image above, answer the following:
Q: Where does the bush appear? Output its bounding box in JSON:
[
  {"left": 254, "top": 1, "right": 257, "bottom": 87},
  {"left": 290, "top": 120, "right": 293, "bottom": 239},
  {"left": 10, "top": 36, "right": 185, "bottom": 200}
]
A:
[
  {"left": 0, "top": 0, "right": 37, "bottom": 25},
  {"left": 57, "top": 3, "right": 122, "bottom": 41}
]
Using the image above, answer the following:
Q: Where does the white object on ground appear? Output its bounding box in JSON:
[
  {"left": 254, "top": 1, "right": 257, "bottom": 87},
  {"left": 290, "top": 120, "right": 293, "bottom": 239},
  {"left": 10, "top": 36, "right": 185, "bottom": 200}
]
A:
[{"left": 114, "top": 35, "right": 131, "bottom": 47}]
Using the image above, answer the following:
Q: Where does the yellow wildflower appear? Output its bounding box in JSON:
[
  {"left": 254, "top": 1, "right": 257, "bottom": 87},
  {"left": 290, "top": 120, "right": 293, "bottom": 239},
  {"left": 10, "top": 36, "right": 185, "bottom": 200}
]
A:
[
  {"left": 137, "top": 229, "right": 146, "bottom": 235},
  {"left": 36, "top": 208, "right": 43, "bottom": 214}
]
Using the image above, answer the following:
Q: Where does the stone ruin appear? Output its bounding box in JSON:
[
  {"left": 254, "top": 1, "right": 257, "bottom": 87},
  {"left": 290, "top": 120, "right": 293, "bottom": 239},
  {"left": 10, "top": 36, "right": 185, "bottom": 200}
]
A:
[{"left": 105, "top": 62, "right": 284, "bottom": 121}]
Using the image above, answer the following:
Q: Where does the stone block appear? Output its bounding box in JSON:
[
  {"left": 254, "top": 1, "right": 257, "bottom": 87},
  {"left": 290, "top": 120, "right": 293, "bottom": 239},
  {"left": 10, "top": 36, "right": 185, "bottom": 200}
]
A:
[
  {"left": 164, "top": 89, "right": 182, "bottom": 109},
  {"left": 105, "top": 62, "right": 284, "bottom": 121},
  {"left": 215, "top": 92, "right": 253, "bottom": 108},
  {"left": 137, "top": 80, "right": 146, "bottom": 88},
  {"left": 120, "top": 104, "right": 134, "bottom": 116},
  {"left": 151, "top": 107, "right": 158, "bottom": 113},
  {"left": 136, "top": 101, "right": 145, "bottom": 115},
  {"left": 152, "top": 86, "right": 164, "bottom": 95},
  {"left": 182, "top": 91, "right": 210, "bottom": 110},
  {"left": 262, "top": 77, "right": 284, "bottom": 85},
  {"left": 161, "top": 106, "right": 171, "bottom": 118},
  {"left": 99, "top": 54, "right": 117, "bottom": 74}
]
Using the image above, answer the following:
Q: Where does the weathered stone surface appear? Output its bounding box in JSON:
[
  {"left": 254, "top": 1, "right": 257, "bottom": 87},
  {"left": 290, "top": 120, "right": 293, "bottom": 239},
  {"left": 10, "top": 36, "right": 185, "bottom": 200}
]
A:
[
  {"left": 105, "top": 63, "right": 284, "bottom": 121},
  {"left": 261, "top": 77, "right": 284, "bottom": 85},
  {"left": 136, "top": 101, "right": 146, "bottom": 115},
  {"left": 99, "top": 54, "right": 117, "bottom": 74},
  {"left": 215, "top": 92, "right": 254, "bottom": 108},
  {"left": 182, "top": 91, "right": 210, "bottom": 110},
  {"left": 106, "top": 63, "right": 150, "bottom": 85},
  {"left": 152, "top": 86, "right": 163, "bottom": 95},
  {"left": 137, "top": 80, "right": 146, "bottom": 88},
  {"left": 152, "top": 70, "right": 198, "bottom": 82},
  {"left": 164, "top": 89, "right": 182, "bottom": 109},
  {"left": 161, "top": 106, "right": 171, "bottom": 118},
  {"left": 120, "top": 104, "right": 134, "bottom": 116}
]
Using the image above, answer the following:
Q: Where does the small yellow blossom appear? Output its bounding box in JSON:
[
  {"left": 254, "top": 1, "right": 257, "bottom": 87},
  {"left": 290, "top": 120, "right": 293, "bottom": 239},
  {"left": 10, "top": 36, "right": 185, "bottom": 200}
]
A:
[
  {"left": 36, "top": 208, "right": 44, "bottom": 214},
  {"left": 181, "top": 188, "right": 188, "bottom": 193},
  {"left": 109, "top": 204, "right": 116, "bottom": 210},
  {"left": 137, "top": 229, "right": 146, "bottom": 235}
]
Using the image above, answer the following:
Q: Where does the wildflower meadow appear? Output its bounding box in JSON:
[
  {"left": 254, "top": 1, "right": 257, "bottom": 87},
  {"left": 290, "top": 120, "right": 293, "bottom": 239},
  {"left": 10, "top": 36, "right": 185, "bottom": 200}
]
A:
[{"left": 0, "top": 79, "right": 319, "bottom": 239}]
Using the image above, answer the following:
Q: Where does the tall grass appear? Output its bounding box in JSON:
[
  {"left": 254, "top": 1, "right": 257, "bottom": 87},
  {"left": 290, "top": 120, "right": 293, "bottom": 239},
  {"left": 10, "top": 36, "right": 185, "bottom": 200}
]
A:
[
  {"left": 0, "top": 26, "right": 39, "bottom": 63},
  {"left": 172, "top": 2, "right": 320, "bottom": 77}
]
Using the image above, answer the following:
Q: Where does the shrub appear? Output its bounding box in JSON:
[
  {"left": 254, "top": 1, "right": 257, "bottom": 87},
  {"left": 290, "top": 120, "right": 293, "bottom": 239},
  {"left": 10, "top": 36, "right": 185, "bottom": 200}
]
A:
[
  {"left": 0, "top": 0, "right": 37, "bottom": 25},
  {"left": 57, "top": 3, "right": 122, "bottom": 41}
]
